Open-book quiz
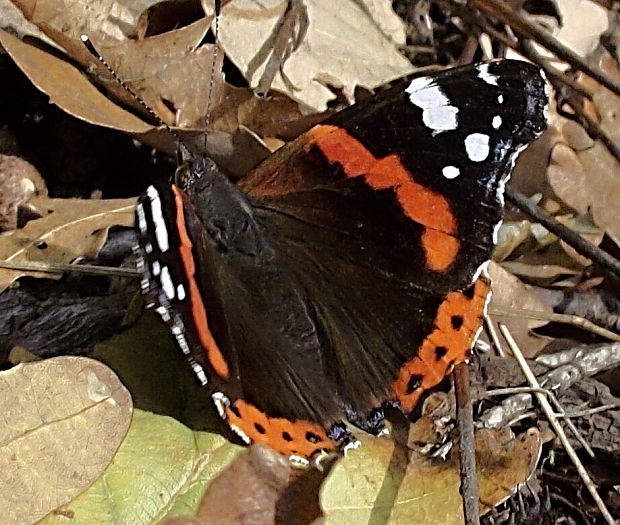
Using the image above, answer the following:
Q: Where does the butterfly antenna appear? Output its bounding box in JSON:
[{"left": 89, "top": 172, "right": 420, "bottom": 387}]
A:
[
  {"left": 80, "top": 34, "right": 186, "bottom": 148},
  {"left": 204, "top": 0, "right": 222, "bottom": 154}
]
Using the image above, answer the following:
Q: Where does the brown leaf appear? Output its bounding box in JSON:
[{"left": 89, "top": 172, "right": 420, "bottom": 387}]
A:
[
  {"left": 488, "top": 262, "right": 553, "bottom": 357},
  {"left": 0, "top": 356, "right": 132, "bottom": 525},
  {"left": 0, "top": 195, "right": 135, "bottom": 291},
  {"left": 0, "top": 155, "right": 47, "bottom": 231},
  {"left": 167, "top": 444, "right": 327, "bottom": 525},
  {"left": 0, "top": 29, "right": 152, "bottom": 133},
  {"left": 547, "top": 52, "right": 620, "bottom": 249}
]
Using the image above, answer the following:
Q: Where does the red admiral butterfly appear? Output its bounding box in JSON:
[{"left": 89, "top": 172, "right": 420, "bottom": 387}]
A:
[{"left": 135, "top": 59, "right": 548, "bottom": 465}]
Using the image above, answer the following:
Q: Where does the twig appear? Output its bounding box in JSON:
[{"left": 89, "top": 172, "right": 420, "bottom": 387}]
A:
[
  {"left": 468, "top": 0, "right": 620, "bottom": 98},
  {"left": 489, "top": 306, "right": 620, "bottom": 342},
  {"left": 254, "top": 0, "right": 308, "bottom": 97},
  {"left": 498, "top": 324, "right": 616, "bottom": 525},
  {"left": 0, "top": 260, "right": 139, "bottom": 277},
  {"left": 518, "top": 40, "right": 594, "bottom": 100},
  {"left": 454, "top": 363, "right": 480, "bottom": 525},
  {"left": 485, "top": 386, "right": 594, "bottom": 456},
  {"left": 451, "top": 2, "right": 595, "bottom": 100},
  {"left": 484, "top": 316, "right": 507, "bottom": 357},
  {"left": 505, "top": 188, "right": 620, "bottom": 281},
  {"left": 558, "top": 404, "right": 620, "bottom": 418}
]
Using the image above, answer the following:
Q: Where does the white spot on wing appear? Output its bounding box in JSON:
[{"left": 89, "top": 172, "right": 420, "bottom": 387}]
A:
[
  {"left": 497, "top": 94, "right": 504, "bottom": 104},
  {"left": 230, "top": 425, "right": 251, "bottom": 444},
  {"left": 136, "top": 203, "right": 147, "bottom": 233},
  {"left": 176, "top": 284, "right": 186, "bottom": 301},
  {"left": 146, "top": 185, "right": 169, "bottom": 252},
  {"left": 151, "top": 260, "right": 160, "bottom": 276},
  {"left": 212, "top": 392, "right": 230, "bottom": 418},
  {"left": 442, "top": 165, "right": 460, "bottom": 179},
  {"left": 156, "top": 305, "right": 171, "bottom": 322},
  {"left": 477, "top": 63, "right": 499, "bottom": 86},
  {"left": 492, "top": 115, "right": 502, "bottom": 129},
  {"left": 405, "top": 78, "right": 458, "bottom": 133},
  {"left": 160, "top": 265, "right": 175, "bottom": 300},
  {"left": 191, "top": 363, "right": 208, "bottom": 385},
  {"left": 464, "top": 133, "right": 490, "bottom": 162},
  {"left": 145, "top": 242, "right": 153, "bottom": 254}
]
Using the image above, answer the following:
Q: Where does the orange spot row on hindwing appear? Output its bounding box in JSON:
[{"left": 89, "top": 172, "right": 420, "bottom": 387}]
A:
[
  {"left": 308, "top": 124, "right": 459, "bottom": 272},
  {"left": 392, "top": 277, "right": 490, "bottom": 413},
  {"left": 172, "top": 185, "right": 230, "bottom": 380},
  {"left": 224, "top": 400, "right": 337, "bottom": 458}
]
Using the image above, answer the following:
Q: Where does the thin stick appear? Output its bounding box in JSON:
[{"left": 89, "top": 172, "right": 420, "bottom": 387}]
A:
[
  {"left": 484, "top": 316, "right": 507, "bottom": 357},
  {"left": 454, "top": 363, "right": 480, "bottom": 525},
  {"left": 0, "top": 260, "right": 138, "bottom": 277},
  {"left": 498, "top": 324, "right": 615, "bottom": 525},
  {"left": 506, "top": 188, "right": 620, "bottom": 281}
]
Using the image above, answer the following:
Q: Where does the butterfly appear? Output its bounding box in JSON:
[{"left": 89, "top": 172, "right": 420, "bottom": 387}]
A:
[{"left": 134, "top": 59, "right": 548, "bottom": 465}]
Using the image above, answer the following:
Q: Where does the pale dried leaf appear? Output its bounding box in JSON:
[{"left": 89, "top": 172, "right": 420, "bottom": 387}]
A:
[
  {"left": 0, "top": 195, "right": 135, "bottom": 291},
  {"left": 0, "top": 0, "right": 57, "bottom": 45},
  {"left": 0, "top": 356, "right": 132, "bottom": 525},
  {"left": 523, "top": 0, "right": 608, "bottom": 70},
  {"left": 207, "top": 0, "right": 413, "bottom": 110}
]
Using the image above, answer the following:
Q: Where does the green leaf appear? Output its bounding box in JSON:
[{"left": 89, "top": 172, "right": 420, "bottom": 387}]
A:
[{"left": 38, "top": 410, "right": 240, "bottom": 525}]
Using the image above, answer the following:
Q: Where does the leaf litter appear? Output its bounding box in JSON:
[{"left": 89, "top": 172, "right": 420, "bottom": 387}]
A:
[{"left": 0, "top": 0, "right": 619, "bottom": 523}]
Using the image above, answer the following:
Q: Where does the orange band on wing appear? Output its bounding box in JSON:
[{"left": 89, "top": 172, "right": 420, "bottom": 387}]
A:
[
  {"left": 225, "top": 400, "right": 336, "bottom": 458},
  {"left": 392, "top": 277, "right": 490, "bottom": 412},
  {"left": 308, "top": 124, "right": 459, "bottom": 271},
  {"left": 172, "top": 185, "right": 230, "bottom": 380}
]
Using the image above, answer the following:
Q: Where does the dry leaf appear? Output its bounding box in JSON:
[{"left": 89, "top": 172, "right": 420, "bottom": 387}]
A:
[
  {"left": 38, "top": 410, "right": 239, "bottom": 525},
  {"left": 320, "top": 428, "right": 541, "bottom": 524},
  {"left": 488, "top": 262, "right": 553, "bottom": 357},
  {"left": 0, "top": 356, "right": 132, "bottom": 525},
  {"left": 0, "top": 195, "right": 135, "bottom": 291},
  {"left": 0, "top": 29, "right": 152, "bottom": 134},
  {"left": 516, "top": 0, "right": 608, "bottom": 70},
  {"left": 207, "top": 0, "right": 413, "bottom": 110},
  {"left": 547, "top": 53, "right": 620, "bottom": 248},
  {"left": 0, "top": 155, "right": 47, "bottom": 231},
  {"left": 168, "top": 444, "right": 325, "bottom": 525}
]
